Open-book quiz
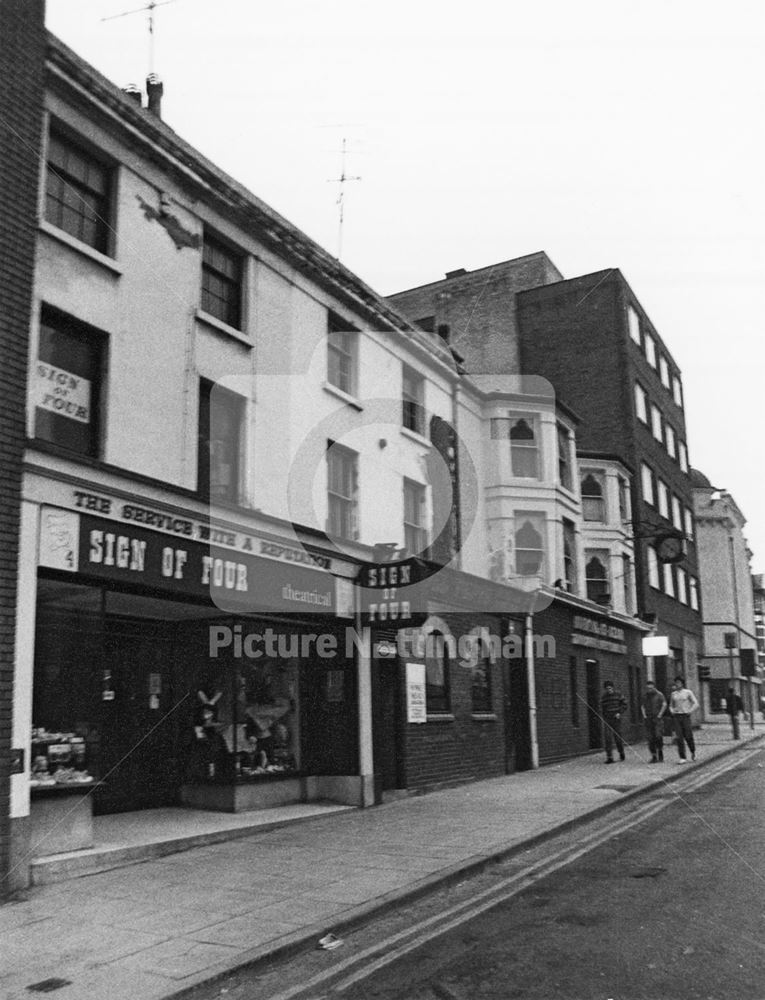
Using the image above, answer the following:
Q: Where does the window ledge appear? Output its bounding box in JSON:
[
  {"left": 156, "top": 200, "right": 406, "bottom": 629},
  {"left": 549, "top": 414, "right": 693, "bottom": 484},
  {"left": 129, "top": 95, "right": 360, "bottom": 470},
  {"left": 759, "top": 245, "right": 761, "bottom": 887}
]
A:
[
  {"left": 401, "top": 426, "right": 431, "bottom": 448},
  {"left": 195, "top": 309, "right": 252, "bottom": 347},
  {"left": 470, "top": 713, "right": 498, "bottom": 721},
  {"left": 426, "top": 713, "right": 455, "bottom": 722},
  {"left": 322, "top": 381, "right": 363, "bottom": 411},
  {"left": 39, "top": 220, "right": 122, "bottom": 275}
]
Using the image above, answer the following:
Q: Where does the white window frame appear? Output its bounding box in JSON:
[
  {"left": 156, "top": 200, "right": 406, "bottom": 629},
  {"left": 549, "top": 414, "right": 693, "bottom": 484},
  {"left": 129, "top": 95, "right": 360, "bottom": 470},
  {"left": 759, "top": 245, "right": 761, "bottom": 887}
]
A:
[
  {"left": 514, "top": 512, "right": 546, "bottom": 577},
  {"left": 628, "top": 306, "right": 641, "bottom": 345},
  {"left": 671, "top": 494, "right": 683, "bottom": 531},
  {"left": 326, "top": 441, "right": 359, "bottom": 541},
  {"left": 672, "top": 375, "right": 683, "bottom": 408},
  {"left": 657, "top": 478, "right": 670, "bottom": 519},
  {"left": 634, "top": 382, "right": 648, "bottom": 423},
  {"left": 663, "top": 561, "right": 675, "bottom": 597},
  {"left": 403, "top": 477, "right": 428, "bottom": 556},
  {"left": 327, "top": 316, "right": 358, "bottom": 397},
  {"left": 581, "top": 471, "right": 606, "bottom": 523},
  {"left": 585, "top": 550, "right": 610, "bottom": 604},
  {"left": 641, "top": 462, "right": 654, "bottom": 506},
  {"left": 677, "top": 567, "right": 688, "bottom": 605},
  {"left": 644, "top": 332, "right": 657, "bottom": 368},
  {"left": 648, "top": 546, "right": 660, "bottom": 589},
  {"left": 508, "top": 414, "right": 540, "bottom": 480},
  {"left": 684, "top": 506, "right": 694, "bottom": 541},
  {"left": 690, "top": 576, "right": 700, "bottom": 610},
  {"left": 402, "top": 364, "right": 426, "bottom": 436},
  {"left": 651, "top": 404, "right": 663, "bottom": 444},
  {"left": 659, "top": 355, "right": 670, "bottom": 388},
  {"left": 665, "top": 423, "right": 677, "bottom": 459},
  {"left": 679, "top": 441, "right": 689, "bottom": 473}
]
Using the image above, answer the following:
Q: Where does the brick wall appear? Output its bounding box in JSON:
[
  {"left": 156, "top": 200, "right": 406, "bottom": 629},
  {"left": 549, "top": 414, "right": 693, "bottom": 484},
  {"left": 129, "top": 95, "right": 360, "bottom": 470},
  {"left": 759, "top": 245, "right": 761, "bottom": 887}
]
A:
[
  {"left": 401, "top": 612, "right": 507, "bottom": 789},
  {"left": 0, "top": 0, "right": 46, "bottom": 898}
]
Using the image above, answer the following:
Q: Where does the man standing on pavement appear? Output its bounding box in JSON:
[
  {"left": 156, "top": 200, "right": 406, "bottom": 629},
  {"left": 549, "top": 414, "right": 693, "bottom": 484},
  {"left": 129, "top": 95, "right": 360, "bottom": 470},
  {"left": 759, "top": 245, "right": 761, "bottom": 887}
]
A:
[
  {"left": 601, "top": 681, "right": 627, "bottom": 764},
  {"left": 641, "top": 680, "right": 667, "bottom": 763},
  {"left": 725, "top": 685, "right": 743, "bottom": 741},
  {"left": 669, "top": 676, "right": 699, "bottom": 763}
]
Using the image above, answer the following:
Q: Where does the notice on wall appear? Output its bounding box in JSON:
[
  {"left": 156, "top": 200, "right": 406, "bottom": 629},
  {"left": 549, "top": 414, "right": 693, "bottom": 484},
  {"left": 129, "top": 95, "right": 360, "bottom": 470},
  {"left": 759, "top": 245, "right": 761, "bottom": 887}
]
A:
[
  {"left": 406, "top": 662, "right": 427, "bottom": 724},
  {"left": 642, "top": 635, "right": 670, "bottom": 657},
  {"left": 39, "top": 507, "right": 80, "bottom": 572},
  {"left": 34, "top": 362, "right": 91, "bottom": 424}
]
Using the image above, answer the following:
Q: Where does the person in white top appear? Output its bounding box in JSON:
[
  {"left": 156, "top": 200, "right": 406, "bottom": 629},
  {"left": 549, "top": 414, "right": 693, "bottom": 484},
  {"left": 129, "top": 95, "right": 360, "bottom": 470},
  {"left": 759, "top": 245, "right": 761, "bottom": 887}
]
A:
[{"left": 669, "top": 676, "right": 700, "bottom": 763}]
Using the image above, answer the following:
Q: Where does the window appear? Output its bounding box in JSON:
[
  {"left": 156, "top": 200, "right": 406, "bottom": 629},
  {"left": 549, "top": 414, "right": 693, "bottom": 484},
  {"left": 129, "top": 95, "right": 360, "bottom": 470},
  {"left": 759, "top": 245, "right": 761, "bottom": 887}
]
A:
[
  {"left": 648, "top": 546, "right": 660, "bottom": 588},
  {"left": 585, "top": 552, "right": 610, "bottom": 604},
  {"left": 402, "top": 365, "right": 425, "bottom": 436},
  {"left": 569, "top": 656, "right": 580, "bottom": 727},
  {"left": 34, "top": 309, "right": 104, "bottom": 457},
  {"left": 563, "top": 519, "right": 577, "bottom": 593},
  {"left": 634, "top": 383, "right": 648, "bottom": 423},
  {"left": 671, "top": 494, "right": 683, "bottom": 531},
  {"left": 618, "top": 477, "right": 630, "bottom": 523},
  {"left": 657, "top": 478, "right": 670, "bottom": 519},
  {"left": 628, "top": 306, "right": 641, "bottom": 345},
  {"left": 510, "top": 417, "right": 539, "bottom": 478},
  {"left": 471, "top": 647, "right": 493, "bottom": 714},
  {"left": 45, "top": 130, "right": 111, "bottom": 253},
  {"left": 677, "top": 567, "right": 688, "bottom": 605},
  {"left": 327, "top": 442, "right": 359, "bottom": 540},
  {"left": 684, "top": 507, "right": 694, "bottom": 541},
  {"left": 651, "top": 405, "right": 663, "bottom": 444},
  {"left": 641, "top": 463, "right": 654, "bottom": 506},
  {"left": 678, "top": 441, "right": 689, "bottom": 473},
  {"left": 403, "top": 478, "right": 428, "bottom": 556},
  {"left": 581, "top": 473, "right": 605, "bottom": 522},
  {"left": 425, "top": 633, "right": 451, "bottom": 714},
  {"left": 515, "top": 514, "right": 545, "bottom": 576},
  {"left": 663, "top": 562, "right": 675, "bottom": 598},
  {"left": 557, "top": 424, "right": 572, "bottom": 489},
  {"left": 201, "top": 233, "right": 243, "bottom": 328},
  {"left": 672, "top": 375, "right": 683, "bottom": 408},
  {"left": 644, "top": 332, "right": 657, "bottom": 368},
  {"left": 659, "top": 356, "right": 670, "bottom": 388},
  {"left": 623, "top": 555, "right": 634, "bottom": 614},
  {"left": 665, "top": 424, "right": 677, "bottom": 459},
  {"left": 689, "top": 576, "right": 700, "bottom": 610},
  {"left": 197, "top": 379, "right": 245, "bottom": 502}
]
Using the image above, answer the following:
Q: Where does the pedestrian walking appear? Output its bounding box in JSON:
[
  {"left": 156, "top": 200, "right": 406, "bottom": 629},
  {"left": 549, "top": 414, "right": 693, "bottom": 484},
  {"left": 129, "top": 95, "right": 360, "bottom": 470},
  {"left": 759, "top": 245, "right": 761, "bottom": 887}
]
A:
[
  {"left": 601, "top": 681, "right": 627, "bottom": 764},
  {"left": 725, "top": 685, "right": 743, "bottom": 741},
  {"left": 641, "top": 680, "right": 667, "bottom": 763},
  {"left": 669, "top": 676, "right": 699, "bottom": 763}
]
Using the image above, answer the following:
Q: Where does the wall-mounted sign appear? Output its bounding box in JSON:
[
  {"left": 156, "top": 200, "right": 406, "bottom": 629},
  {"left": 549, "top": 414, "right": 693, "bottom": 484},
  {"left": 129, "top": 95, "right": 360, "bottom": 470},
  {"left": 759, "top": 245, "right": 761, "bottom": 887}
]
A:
[
  {"left": 34, "top": 362, "right": 91, "bottom": 424},
  {"left": 642, "top": 635, "right": 670, "bottom": 657},
  {"left": 405, "top": 662, "right": 427, "bottom": 723},
  {"left": 39, "top": 507, "right": 80, "bottom": 571},
  {"left": 573, "top": 615, "right": 625, "bottom": 644}
]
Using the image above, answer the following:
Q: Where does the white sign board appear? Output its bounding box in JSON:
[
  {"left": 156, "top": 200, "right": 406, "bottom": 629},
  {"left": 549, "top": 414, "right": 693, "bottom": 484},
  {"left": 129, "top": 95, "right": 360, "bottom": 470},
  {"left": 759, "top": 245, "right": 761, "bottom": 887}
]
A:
[
  {"left": 39, "top": 507, "right": 79, "bottom": 571},
  {"left": 642, "top": 635, "right": 670, "bottom": 657},
  {"left": 405, "top": 662, "right": 427, "bottom": 723},
  {"left": 34, "top": 362, "right": 91, "bottom": 423}
]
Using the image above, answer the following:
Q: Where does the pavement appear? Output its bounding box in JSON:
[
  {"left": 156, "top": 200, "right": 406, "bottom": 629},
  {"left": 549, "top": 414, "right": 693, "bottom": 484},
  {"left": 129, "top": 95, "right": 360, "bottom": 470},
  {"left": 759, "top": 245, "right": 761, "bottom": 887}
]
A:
[{"left": 2, "top": 722, "right": 763, "bottom": 1000}]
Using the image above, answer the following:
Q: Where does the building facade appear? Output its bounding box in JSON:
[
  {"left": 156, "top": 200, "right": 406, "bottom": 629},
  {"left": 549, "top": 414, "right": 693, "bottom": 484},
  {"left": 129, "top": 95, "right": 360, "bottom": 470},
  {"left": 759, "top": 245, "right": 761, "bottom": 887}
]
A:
[{"left": 691, "top": 473, "right": 760, "bottom": 717}]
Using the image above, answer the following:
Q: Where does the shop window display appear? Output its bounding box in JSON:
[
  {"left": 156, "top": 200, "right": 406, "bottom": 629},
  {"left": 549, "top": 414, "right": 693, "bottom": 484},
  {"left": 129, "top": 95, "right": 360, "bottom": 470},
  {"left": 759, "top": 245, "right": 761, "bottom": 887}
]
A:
[{"left": 190, "top": 657, "right": 300, "bottom": 783}]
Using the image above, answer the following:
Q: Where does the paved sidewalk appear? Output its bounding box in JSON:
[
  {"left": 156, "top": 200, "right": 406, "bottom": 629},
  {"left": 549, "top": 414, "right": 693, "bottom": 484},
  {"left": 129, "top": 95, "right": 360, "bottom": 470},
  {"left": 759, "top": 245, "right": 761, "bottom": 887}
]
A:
[{"left": 2, "top": 724, "right": 762, "bottom": 1000}]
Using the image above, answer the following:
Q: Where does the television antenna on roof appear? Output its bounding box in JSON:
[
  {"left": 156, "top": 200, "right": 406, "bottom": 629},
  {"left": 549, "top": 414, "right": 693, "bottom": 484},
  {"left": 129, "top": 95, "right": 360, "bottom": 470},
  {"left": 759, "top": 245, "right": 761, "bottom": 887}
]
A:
[
  {"left": 101, "top": 0, "right": 178, "bottom": 76},
  {"left": 328, "top": 138, "right": 361, "bottom": 262}
]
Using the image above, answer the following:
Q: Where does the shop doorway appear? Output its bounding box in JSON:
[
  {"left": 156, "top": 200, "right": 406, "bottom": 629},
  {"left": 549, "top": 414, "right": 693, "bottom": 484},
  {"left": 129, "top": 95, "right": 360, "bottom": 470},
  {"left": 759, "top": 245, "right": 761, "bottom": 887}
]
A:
[
  {"left": 586, "top": 658, "right": 602, "bottom": 750},
  {"left": 96, "top": 620, "right": 181, "bottom": 814},
  {"left": 372, "top": 658, "right": 402, "bottom": 792},
  {"left": 506, "top": 660, "right": 532, "bottom": 771},
  {"left": 301, "top": 662, "right": 358, "bottom": 776}
]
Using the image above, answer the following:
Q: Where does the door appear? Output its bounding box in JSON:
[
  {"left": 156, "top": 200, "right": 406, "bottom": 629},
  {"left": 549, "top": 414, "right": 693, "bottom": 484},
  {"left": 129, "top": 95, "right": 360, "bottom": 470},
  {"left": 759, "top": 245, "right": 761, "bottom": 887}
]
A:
[
  {"left": 506, "top": 660, "right": 532, "bottom": 771},
  {"left": 95, "top": 622, "right": 180, "bottom": 814},
  {"left": 300, "top": 663, "right": 358, "bottom": 775},
  {"left": 372, "top": 659, "right": 402, "bottom": 792},
  {"left": 586, "top": 658, "right": 602, "bottom": 750}
]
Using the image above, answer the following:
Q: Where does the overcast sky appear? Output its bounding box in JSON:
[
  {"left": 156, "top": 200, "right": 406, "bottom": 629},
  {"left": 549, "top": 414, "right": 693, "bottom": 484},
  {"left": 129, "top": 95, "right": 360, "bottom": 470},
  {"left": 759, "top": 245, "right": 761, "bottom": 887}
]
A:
[{"left": 46, "top": 0, "right": 765, "bottom": 572}]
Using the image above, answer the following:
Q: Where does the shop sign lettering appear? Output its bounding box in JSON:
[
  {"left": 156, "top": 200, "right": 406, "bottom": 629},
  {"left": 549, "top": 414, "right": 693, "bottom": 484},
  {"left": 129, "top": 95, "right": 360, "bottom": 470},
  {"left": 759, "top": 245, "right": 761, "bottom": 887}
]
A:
[{"left": 572, "top": 615, "right": 625, "bottom": 644}]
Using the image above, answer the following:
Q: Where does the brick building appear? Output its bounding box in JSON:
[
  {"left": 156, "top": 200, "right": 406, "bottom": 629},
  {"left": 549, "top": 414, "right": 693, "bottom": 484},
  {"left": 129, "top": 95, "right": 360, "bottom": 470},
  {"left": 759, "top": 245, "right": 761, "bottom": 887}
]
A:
[{"left": 0, "top": 0, "right": 47, "bottom": 897}]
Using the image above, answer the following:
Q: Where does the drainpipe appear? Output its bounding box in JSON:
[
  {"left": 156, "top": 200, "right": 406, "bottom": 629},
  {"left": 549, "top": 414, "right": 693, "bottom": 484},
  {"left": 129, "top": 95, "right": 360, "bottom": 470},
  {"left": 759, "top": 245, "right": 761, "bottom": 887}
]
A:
[{"left": 526, "top": 594, "right": 539, "bottom": 769}]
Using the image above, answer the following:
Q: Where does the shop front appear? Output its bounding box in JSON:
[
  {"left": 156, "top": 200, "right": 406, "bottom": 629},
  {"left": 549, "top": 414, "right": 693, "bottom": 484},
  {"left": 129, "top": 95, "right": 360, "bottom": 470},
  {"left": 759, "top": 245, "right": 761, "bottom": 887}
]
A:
[{"left": 30, "top": 497, "right": 360, "bottom": 833}]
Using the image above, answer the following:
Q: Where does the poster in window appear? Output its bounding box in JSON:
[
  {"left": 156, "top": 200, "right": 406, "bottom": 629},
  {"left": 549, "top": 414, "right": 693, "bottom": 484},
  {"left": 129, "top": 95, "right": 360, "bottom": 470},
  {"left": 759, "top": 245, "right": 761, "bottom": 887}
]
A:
[
  {"left": 34, "top": 362, "right": 91, "bottom": 424},
  {"left": 406, "top": 662, "right": 427, "bottom": 723},
  {"left": 39, "top": 507, "right": 80, "bottom": 572}
]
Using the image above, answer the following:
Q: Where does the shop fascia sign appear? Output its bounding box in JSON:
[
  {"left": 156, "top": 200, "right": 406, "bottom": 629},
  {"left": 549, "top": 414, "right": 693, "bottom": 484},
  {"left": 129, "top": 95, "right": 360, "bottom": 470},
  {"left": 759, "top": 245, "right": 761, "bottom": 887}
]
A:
[
  {"left": 38, "top": 507, "right": 345, "bottom": 616},
  {"left": 63, "top": 488, "right": 333, "bottom": 570},
  {"left": 571, "top": 614, "right": 627, "bottom": 655}
]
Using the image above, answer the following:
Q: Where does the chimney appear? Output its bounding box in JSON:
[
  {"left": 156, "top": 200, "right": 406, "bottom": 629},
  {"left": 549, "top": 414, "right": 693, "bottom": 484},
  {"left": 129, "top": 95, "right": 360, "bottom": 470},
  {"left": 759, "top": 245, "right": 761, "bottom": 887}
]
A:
[
  {"left": 445, "top": 268, "right": 467, "bottom": 280},
  {"left": 146, "top": 73, "right": 164, "bottom": 118},
  {"left": 122, "top": 83, "right": 142, "bottom": 105}
]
